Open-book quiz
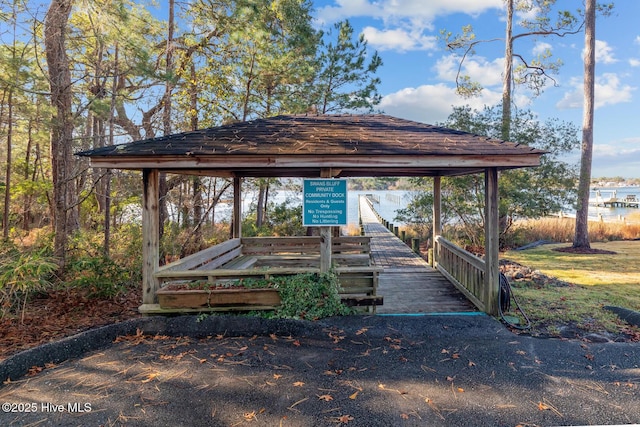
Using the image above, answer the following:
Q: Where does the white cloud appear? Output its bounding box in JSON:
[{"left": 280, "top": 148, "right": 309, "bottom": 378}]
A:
[
  {"left": 594, "top": 40, "right": 617, "bottom": 64},
  {"left": 635, "top": 36, "right": 640, "bottom": 45},
  {"left": 315, "top": 0, "right": 502, "bottom": 28},
  {"left": 362, "top": 26, "right": 437, "bottom": 52},
  {"left": 532, "top": 42, "right": 552, "bottom": 57},
  {"left": 592, "top": 139, "right": 640, "bottom": 177},
  {"left": 435, "top": 55, "right": 504, "bottom": 88},
  {"left": 629, "top": 58, "right": 640, "bottom": 67},
  {"left": 378, "top": 84, "right": 501, "bottom": 124},
  {"left": 556, "top": 73, "right": 636, "bottom": 110},
  {"left": 314, "top": 0, "right": 380, "bottom": 25}
]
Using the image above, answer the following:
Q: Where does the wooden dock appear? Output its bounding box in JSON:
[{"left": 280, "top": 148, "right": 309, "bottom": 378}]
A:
[
  {"left": 590, "top": 190, "right": 639, "bottom": 208},
  {"left": 359, "top": 197, "right": 476, "bottom": 314}
]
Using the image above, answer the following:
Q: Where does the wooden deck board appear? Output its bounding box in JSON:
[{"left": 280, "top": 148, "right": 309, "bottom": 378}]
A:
[{"left": 360, "top": 197, "right": 476, "bottom": 314}]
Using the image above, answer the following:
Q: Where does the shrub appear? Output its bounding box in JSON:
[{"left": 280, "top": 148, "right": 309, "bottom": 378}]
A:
[
  {"left": 65, "top": 228, "right": 142, "bottom": 298},
  {"left": 0, "top": 242, "right": 58, "bottom": 319},
  {"left": 270, "top": 271, "right": 353, "bottom": 320},
  {"left": 66, "top": 255, "right": 134, "bottom": 298}
]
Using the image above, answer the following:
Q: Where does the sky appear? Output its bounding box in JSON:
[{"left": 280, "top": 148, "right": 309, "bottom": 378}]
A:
[{"left": 311, "top": 0, "right": 640, "bottom": 179}]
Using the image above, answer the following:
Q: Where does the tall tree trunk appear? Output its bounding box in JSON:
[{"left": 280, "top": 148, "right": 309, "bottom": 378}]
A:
[
  {"left": 45, "top": 0, "right": 78, "bottom": 268},
  {"left": 501, "top": 0, "right": 513, "bottom": 141},
  {"left": 22, "top": 117, "right": 34, "bottom": 231},
  {"left": 158, "top": 0, "right": 175, "bottom": 255},
  {"left": 104, "top": 43, "right": 119, "bottom": 256},
  {"left": 190, "top": 63, "right": 203, "bottom": 247},
  {"left": 256, "top": 181, "right": 265, "bottom": 228},
  {"left": 573, "top": 0, "right": 595, "bottom": 249},
  {"left": 3, "top": 89, "right": 12, "bottom": 241}
]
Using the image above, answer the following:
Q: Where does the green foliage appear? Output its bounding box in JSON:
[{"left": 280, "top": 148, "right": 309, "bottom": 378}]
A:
[
  {"left": 271, "top": 271, "right": 353, "bottom": 320},
  {"left": 65, "top": 228, "right": 142, "bottom": 298},
  {"left": 66, "top": 255, "right": 134, "bottom": 298},
  {"left": 440, "top": 0, "right": 581, "bottom": 99},
  {"left": 395, "top": 187, "right": 435, "bottom": 240},
  {"left": 311, "top": 20, "right": 383, "bottom": 113},
  {"left": 400, "top": 105, "right": 579, "bottom": 248},
  {"left": 242, "top": 199, "right": 305, "bottom": 237},
  {"left": 0, "top": 242, "right": 57, "bottom": 318}
]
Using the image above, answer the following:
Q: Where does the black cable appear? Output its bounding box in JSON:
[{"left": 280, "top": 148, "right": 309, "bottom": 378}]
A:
[{"left": 498, "top": 272, "right": 531, "bottom": 330}]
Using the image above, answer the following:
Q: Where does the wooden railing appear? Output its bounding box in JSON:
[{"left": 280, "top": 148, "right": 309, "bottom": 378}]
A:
[
  {"left": 434, "top": 236, "right": 486, "bottom": 312},
  {"left": 149, "top": 236, "right": 382, "bottom": 313}
]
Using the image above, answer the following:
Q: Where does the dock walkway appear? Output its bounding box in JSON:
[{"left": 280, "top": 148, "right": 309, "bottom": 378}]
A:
[{"left": 359, "top": 197, "right": 475, "bottom": 314}]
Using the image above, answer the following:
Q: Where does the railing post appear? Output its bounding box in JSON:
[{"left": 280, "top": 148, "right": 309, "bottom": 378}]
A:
[{"left": 411, "top": 238, "right": 420, "bottom": 254}]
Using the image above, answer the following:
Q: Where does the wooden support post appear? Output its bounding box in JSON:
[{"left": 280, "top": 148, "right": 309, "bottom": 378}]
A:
[
  {"left": 320, "top": 226, "right": 331, "bottom": 272},
  {"left": 233, "top": 177, "right": 242, "bottom": 238},
  {"left": 433, "top": 176, "right": 442, "bottom": 266},
  {"left": 142, "top": 169, "right": 160, "bottom": 305},
  {"left": 319, "top": 168, "right": 334, "bottom": 272},
  {"left": 484, "top": 168, "right": 499, "bottom": 316},
  {"left": 412, "top": 238, "right": 420, "bottom": 254}
]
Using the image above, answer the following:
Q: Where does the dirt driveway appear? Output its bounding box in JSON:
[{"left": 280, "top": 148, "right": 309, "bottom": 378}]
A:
[{"left": 1, "top": 315, "right": 639, "bottom": 426}]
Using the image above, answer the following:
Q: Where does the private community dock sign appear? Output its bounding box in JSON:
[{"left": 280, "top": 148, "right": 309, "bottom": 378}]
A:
[{"left": 303, "top": 179, "right": 348, "bottom": 226}]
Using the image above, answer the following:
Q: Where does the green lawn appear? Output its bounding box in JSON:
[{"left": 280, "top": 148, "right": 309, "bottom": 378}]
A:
[{"left": 501, "top": 241, "right": 640, "bottom": 338}]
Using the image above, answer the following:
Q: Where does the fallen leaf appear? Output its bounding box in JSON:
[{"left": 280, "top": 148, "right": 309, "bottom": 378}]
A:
[
  {"left": 141, "top": 372, "right": 159, "bottom": 383},
  {"left": 293, "top": 381, "right": 305, "bottom": 387},
  {"left": 269, "top": 333, "right": 278, "bottom": 341},
  {"left": 317, "top": 394, "right": 334, "bottom": 401},
  {"left": 338, "top": 414, "right": 354, "bottom": 423},
  {"left": 293, "top": 340, "right": 301, "bottom": 347},
  {"left": 585, "top": 353, "right": 594, "bottom": 361},
  {"left": 273, "top": 374, "right": 282, "bottom": 380},
  {"left": 468, "top": 360, "right": 476, "bottom": 367},
  {"left": 452, "top": 353, "right": 460, "bottom": 359},
  {"left": 457, "top": 387, "right": 464, "bottom": 393},
  {"left": 349, "top": 391, "right": 359, "bottom": 400},
  {"left": 27, "top": 366, "right": 43, "bottom": 376},
  {"left": 400, "top": 413, "right": 409, "bottom": 419},
  {"left": 356, "top": 327, "right": 368, "bottom": 335},
  {"left": 441, "top": 349, "right": 449, "bottom": 354}
]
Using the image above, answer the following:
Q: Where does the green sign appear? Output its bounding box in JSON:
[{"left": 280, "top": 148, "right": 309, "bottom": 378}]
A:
[{"left": 303, "top": 179, "right": 348, "bottom": 226}]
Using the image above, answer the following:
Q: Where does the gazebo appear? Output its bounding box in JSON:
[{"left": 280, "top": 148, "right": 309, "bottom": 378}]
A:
[{"left": 78, "top": 114, "right": 544, "bottom": 315}]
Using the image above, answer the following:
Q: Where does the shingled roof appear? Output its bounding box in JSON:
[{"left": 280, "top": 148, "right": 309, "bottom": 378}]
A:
[{"left": 77, "top": 114, "right": 545, "bottom": 178}]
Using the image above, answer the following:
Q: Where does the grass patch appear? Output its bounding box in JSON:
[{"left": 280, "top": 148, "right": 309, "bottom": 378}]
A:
[
  {"left": 502, "top": 241, "right": 640, "bottom": 340},
  {"left": 512, "top": 216, "right": 640, "bottom": 245}
]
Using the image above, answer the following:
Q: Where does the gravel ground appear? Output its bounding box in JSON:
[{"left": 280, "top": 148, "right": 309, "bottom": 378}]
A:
[{"left": 0, "top": 314, "right": 639, "bottom": 427}]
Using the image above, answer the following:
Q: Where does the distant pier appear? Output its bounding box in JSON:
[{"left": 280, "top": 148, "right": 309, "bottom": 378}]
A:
[{"left": 589, "top": 190, "right": 639, "bottom": 208}]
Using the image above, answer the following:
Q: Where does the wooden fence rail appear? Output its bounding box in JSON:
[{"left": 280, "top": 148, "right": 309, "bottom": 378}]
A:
[{"left": 434, "top": 236, "right": 486, "bottom": 312}]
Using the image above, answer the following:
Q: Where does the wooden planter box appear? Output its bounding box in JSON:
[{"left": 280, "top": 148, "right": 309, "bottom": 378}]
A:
[{"left": 157, "top": 286, "right": 281, "bottom": 309}]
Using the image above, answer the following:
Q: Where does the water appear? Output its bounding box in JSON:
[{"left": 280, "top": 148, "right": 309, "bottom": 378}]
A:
[
  {"left": 347, "top": 190, "right": 411, "bottom": 226},
  {"left": 584, "top": 187, "right": 639, "bottom": 222},
  {"left": 213, "top": 186, "right": 640, "bottom": 226}
]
